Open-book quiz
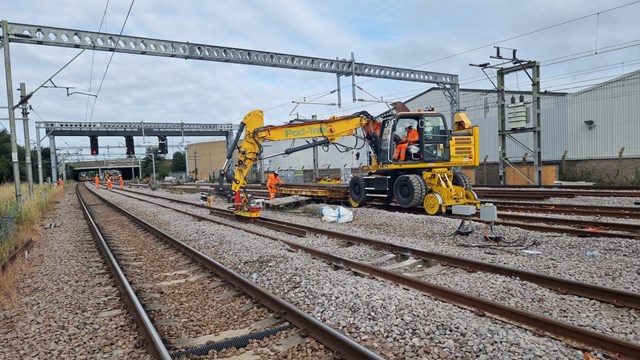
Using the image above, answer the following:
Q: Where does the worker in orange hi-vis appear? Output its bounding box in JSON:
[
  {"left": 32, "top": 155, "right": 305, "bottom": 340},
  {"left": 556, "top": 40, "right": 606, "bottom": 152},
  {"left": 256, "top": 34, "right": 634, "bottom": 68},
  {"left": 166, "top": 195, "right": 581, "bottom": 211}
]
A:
[
  {"left": 266, "top": 170, "right": 284, "bottom": 200},
  {"left": 95, "top": 175, "right": 100, "bottom": 189},
  {"left": 107, "top": 176, "right": 113, "bottom": 191},
  {"left": 118, "top": 175, "right": 124, "bottom": 190},
  {"left": 58, "top": 178, "right": 64, "bottom": 188}
]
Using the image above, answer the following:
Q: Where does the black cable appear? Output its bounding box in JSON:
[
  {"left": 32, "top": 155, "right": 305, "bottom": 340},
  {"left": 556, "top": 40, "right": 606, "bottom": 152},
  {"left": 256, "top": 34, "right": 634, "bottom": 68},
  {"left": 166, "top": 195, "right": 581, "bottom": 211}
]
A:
[{"left": 88, "top": 0, "right": 136, "bottom": 122}]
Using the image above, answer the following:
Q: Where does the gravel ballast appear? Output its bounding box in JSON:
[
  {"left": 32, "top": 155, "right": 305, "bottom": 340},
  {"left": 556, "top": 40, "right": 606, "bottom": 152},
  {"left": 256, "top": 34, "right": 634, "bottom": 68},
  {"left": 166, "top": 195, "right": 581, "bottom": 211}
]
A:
[{"left": 98, "top": 185, "right": 640, "bottom": 358}]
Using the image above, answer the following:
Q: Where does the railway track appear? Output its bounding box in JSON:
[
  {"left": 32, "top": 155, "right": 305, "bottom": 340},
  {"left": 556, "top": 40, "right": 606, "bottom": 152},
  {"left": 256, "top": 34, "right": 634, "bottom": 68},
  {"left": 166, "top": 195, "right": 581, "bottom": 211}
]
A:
[
  {"left": 488, "top": 200, "right": 640, "bottom": 219},
  {"left": 77, "top": 184, "right": 382, "bottom": 359},
  {"left": 104, "top": 185, "right": 640, "bottom": 359}
]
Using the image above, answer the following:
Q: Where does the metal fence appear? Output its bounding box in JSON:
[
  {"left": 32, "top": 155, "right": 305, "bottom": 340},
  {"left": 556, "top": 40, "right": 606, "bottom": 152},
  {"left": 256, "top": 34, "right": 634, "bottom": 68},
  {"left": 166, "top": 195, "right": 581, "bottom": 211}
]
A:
[{"left": 0, "top": 206, "right": 18, "bottom": 245}]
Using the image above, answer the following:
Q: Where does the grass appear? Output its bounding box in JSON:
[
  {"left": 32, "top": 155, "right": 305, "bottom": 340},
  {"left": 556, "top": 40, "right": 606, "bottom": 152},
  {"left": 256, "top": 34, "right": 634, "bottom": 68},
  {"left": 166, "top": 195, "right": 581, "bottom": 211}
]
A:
[{"left": 0, "top": 183, "right": 63, "bottom": 303}]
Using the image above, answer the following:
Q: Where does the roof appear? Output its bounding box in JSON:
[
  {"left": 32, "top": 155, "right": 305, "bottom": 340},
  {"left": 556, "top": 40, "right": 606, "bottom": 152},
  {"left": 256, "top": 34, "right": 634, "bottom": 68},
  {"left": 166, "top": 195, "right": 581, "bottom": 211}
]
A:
[{"left": 571, "top": 68, "right": 640, "bottom": 96}]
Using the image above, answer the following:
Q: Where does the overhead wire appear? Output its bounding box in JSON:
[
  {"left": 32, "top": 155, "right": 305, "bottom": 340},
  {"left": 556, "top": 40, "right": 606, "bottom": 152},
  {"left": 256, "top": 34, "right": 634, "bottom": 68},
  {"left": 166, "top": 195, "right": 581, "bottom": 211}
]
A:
[
  {"left": 88, "top": 0, "right": 136, "bottom": 122},
  {"left": 265, "top": 2, "right": 640, "bottom": 118},
  {"left": 84, "top": 0, "right": 111, "bottom": 123}
]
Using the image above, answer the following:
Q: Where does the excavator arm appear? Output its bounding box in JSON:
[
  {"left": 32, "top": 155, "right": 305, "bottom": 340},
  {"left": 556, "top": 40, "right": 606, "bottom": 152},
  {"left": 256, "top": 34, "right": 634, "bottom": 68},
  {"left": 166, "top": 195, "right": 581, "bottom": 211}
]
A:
[{"left": 220, "top": 109, "right": 378, "bottom": 202}]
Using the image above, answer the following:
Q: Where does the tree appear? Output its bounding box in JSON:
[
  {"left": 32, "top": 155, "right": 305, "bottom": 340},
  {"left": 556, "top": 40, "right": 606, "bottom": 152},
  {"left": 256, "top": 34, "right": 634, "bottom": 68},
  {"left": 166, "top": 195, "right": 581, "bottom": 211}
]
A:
[
  {"left": 141, "top": 147, "right": 160, "bottom": 178},
  {"left": 0, "top": 130, "right": 12, "bottom": 182},
  {"left": 172, "top": 151, "right": 186, "bottom": 172},
  {"left": 0, "top": 129, "right": 52, "bottom": 183}
]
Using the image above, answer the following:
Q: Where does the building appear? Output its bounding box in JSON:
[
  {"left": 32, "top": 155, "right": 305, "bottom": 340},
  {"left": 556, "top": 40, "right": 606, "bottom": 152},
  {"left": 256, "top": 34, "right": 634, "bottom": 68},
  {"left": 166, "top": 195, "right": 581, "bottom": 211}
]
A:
[{"left": 185, "top": 141, "right": 228, "bottom": 182}]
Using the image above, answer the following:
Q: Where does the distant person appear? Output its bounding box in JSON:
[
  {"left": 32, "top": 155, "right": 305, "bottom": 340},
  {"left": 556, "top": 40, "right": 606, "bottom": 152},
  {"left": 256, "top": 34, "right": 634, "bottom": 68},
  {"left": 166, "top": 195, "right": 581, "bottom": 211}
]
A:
[
  {"left": 58, "top": 178, "right": 64, "bottom": 188},
  {"left": 119, "top": 175, "right": 124, "bottom": 190},
  {"left": 95, "top": 175, "right": 100, "bottom": 189},
  {"left": 107, "top": 176, "right": 113, "bottom": 191},
  {"left": 266, "top": 170, "right": 284, "bottom": 200}
]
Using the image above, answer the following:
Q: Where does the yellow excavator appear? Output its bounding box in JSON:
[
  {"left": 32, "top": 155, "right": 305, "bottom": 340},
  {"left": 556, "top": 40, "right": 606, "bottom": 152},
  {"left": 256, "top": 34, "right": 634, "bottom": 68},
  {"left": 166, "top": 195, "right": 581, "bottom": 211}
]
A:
[{"left": 218, "top": 102, "right": 480, "bottom": 218}]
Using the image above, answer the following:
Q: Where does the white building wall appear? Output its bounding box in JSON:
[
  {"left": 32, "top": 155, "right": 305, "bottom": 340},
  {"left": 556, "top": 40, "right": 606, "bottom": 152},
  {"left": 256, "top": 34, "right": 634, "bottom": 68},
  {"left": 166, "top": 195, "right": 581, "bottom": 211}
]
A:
[
  {"left": 406, "top": 89, "right": 569, "bottom": 162},
  {"left": 260, "top": 134, "right": 369, "bottom": 173},
  {"left": 568, "top": 71, "right": 640, "bottom": 159}
]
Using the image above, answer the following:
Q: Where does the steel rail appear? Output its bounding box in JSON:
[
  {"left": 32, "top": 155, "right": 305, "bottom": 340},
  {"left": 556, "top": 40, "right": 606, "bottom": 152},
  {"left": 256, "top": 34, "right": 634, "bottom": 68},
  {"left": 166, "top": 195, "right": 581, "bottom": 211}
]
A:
[
  {"left": 86, "top": 184, "right": 382, "bottom": 360},
  {"left": 76, "top": 185, "right": 171, "bottom": 360},
  {"left": 275, "top": 241, "right": 640, "bottom": 359},
  {"left": 114, "top": 189, "right": 307, "bottom": 237},
  {"left": 496, "top": 213, "right": 640, "bottom": 233},
  {"left": 489, "top": 201, "right": 640, "bottom": 213},
  {"left": 489, "top": 200, "right": 640, "bottom": 219},
  {"left": 258, "top": 216, "right": 640, "bottom": 310},
  {"left": 116, "top": 187, "right": 640, "bottom": 308},
  {"left": 112, "top": 186, "right": 640, "bottom": 358},
  {"left": 498, "top": 205, "right": 640, "bottom": 219}
]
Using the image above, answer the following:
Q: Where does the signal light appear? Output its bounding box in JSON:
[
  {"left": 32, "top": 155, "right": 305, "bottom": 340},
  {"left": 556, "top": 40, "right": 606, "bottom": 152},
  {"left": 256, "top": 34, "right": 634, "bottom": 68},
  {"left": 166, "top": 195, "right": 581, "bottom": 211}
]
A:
[
  {"left": 125, "top": 136, "right": 135, "bottom": 156},
  {"left": 90, "top": 136, "right": 99, "bottom": 155},
  {"left": 158, "top": 136, "right": 168, "bottom": 154}
]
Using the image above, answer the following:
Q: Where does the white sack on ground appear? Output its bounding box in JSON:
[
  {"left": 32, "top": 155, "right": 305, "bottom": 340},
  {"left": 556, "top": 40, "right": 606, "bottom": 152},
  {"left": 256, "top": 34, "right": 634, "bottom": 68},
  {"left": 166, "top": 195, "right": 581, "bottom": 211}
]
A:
[{"left": 321, "top": 206, "right": 353, "bottom": 223}]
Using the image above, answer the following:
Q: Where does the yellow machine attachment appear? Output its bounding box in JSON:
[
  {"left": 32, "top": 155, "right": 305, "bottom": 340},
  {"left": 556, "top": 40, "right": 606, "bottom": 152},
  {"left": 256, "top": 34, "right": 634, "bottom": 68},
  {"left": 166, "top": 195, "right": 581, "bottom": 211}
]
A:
[
  {"left": 222, "top": 110, "right": 371, "bottom": 218},
  {"left": 421, "top": 168, "right": 479, "bottom": 215}
]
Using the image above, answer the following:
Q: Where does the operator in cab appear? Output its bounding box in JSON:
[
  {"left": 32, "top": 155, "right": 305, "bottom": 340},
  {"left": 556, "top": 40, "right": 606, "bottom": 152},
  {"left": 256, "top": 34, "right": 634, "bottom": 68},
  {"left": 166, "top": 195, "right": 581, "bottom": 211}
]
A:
[
  {"left": 393, "top": 123, "right": 419, "bottom": 161},
  {"left": 266, "top": 170, "right": 284, "bottom": 200}
]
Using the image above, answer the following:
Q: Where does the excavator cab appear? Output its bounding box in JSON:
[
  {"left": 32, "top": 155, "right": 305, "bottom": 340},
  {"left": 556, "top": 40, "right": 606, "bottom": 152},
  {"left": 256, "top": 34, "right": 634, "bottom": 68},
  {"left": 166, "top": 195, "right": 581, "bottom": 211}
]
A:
[{"left": 378, "top": 112, "right": 451, "bottom": 164}]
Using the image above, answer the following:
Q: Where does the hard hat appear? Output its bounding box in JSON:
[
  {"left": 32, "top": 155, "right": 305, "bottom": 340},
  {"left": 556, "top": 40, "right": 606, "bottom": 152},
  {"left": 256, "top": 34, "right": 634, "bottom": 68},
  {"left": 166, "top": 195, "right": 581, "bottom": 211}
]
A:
[
  {"left": 405, "top": 123, "right": 413, "bottom": 128},
  {"left": 274, "top": 170, "right": 279, "bottom": 175}
]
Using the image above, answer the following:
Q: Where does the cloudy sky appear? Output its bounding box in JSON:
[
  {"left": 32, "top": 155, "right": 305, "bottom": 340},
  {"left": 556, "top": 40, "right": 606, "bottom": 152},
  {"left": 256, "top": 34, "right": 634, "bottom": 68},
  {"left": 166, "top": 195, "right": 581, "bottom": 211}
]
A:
[{"left": 2, "top": 0, "right": 639, "bottom": 157}]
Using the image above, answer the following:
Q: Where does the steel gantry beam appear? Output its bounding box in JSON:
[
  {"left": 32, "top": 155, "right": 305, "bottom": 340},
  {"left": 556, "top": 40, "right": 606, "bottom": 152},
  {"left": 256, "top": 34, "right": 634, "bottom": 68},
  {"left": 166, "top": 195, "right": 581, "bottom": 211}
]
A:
[
  {"left": 37, "top": 121, "right": 236, "bottom": 137},
  {"left": 4, "top": 22, "right": 458, "bottom": 87},
  {"left": 3, "top": 20, "right": 462, "bottom": 184}
]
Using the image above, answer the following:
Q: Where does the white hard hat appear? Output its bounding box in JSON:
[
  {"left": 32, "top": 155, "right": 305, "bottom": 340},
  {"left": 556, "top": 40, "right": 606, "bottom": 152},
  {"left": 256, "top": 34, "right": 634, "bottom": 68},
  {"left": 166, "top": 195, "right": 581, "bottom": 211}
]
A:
[
  {"left": 274, "top": 170, "right": 279, "bottom": 175},
  {"left": 405, "top": 123, "right": 413, "bottom": 128}
]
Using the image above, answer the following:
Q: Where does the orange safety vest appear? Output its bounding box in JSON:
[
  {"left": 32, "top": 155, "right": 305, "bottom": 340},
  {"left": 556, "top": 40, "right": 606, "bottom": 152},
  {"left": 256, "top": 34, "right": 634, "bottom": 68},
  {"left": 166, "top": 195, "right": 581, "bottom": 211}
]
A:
[{"left": 266, "top": 174, "right": 284, "bottom": 189}]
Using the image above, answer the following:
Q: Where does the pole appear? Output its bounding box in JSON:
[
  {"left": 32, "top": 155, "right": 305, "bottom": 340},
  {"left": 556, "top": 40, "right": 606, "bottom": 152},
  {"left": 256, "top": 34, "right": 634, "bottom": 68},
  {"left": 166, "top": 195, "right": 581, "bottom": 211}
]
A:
[
  {"left": 61, "top": 157, "right": 66, "bottom": 181},
  {"left": 131, "top": 156, "right": 135, "bottom": 180},
  {"left": 151, "top": 154, "right": 156, "bottom": 180},
  {"left": 50, "top": 135, "right": 58, "bottom": 183},
  {"left": 193, "top": 150, "right": 197, "bottom": 180},
  {"left": 3, "top": 20, "right": 22, "bottom": 210},
  {"left": 20, "top": 83, "right": 34, "bottom": 196},
  {"left": 36, "top": 125, "right": 43, "bottom": 184},
  {"left": 138, "top": 158, "right": 141, "bottom": 180}
]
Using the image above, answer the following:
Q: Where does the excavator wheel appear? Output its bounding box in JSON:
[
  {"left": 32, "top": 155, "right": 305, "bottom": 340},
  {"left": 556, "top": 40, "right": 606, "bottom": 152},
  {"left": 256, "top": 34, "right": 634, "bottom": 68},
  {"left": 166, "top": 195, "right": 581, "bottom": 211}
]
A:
[
  {"left": 424, "top": 192, "right": 443, "bottom": 215},
  {"left": 393, "top": 174, "right": 426, "bottom": 208},
  {"left": 452, "top": 171, "right": 472, "bottom": 189},
  {"left": 348, "top": 176, "right": 368, "bottom": 207}
]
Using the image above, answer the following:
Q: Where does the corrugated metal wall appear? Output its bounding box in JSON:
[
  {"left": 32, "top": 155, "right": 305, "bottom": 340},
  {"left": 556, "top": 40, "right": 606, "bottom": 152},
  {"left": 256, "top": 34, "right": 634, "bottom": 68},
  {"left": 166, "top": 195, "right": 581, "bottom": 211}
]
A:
[
  {"left": 407, "top": 89, "right": 568, "bottom": 162},
  {"left": 568, "top": 71, "right": 640, "bottom": 159}
]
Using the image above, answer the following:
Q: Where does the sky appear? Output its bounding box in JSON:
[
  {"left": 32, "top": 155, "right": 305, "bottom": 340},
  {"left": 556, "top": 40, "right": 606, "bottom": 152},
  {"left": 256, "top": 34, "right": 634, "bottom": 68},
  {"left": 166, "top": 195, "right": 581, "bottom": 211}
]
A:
[{"left": 2, "top": 0, "right": 639, "bottom": 159}]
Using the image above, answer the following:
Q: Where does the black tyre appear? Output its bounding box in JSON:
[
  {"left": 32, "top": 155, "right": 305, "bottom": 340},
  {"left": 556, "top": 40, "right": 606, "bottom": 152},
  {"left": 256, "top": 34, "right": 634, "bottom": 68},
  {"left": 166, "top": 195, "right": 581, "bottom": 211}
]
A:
[
  {"left": 393, "top": 174, "right": 426, "bottom": 207},
  {"left": 452, "top": 171, "right": 472, "bottom": 189},
  {"left": 349, "top": 176, "right": 368, "bottom": 207}
]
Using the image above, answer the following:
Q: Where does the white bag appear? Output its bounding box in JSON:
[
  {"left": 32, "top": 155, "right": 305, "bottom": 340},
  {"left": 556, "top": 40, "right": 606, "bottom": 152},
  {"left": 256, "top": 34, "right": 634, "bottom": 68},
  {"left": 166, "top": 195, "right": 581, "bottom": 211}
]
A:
[{"left": 321, "top": 206, "right": 353, "bottom": 223}]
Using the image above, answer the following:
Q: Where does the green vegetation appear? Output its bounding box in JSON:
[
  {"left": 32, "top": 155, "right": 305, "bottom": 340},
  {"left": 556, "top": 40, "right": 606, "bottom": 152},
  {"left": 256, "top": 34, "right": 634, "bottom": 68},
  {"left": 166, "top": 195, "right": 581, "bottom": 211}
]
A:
[
  {"left": 0, "top": 183, "right": 61, "bottom": 265},
  {"left": 0, "top": 130, "right": 53, "bottom": 183}
]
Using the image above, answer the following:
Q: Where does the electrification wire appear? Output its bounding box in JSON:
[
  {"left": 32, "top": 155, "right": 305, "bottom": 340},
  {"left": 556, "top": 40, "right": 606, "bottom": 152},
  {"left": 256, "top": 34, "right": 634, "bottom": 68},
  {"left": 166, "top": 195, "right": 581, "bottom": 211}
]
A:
[
  {"left": 88, "top": 0, "right": 135, "bottom": 123},
  {"left": 84, "top": 0, "right": 111, "bottom": 123},
  {"left": 269, "top": 2, "right": 640, "bottom": 120},
  {"left": 411, "top": 1, "right": 640, "bottom": 69}
]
